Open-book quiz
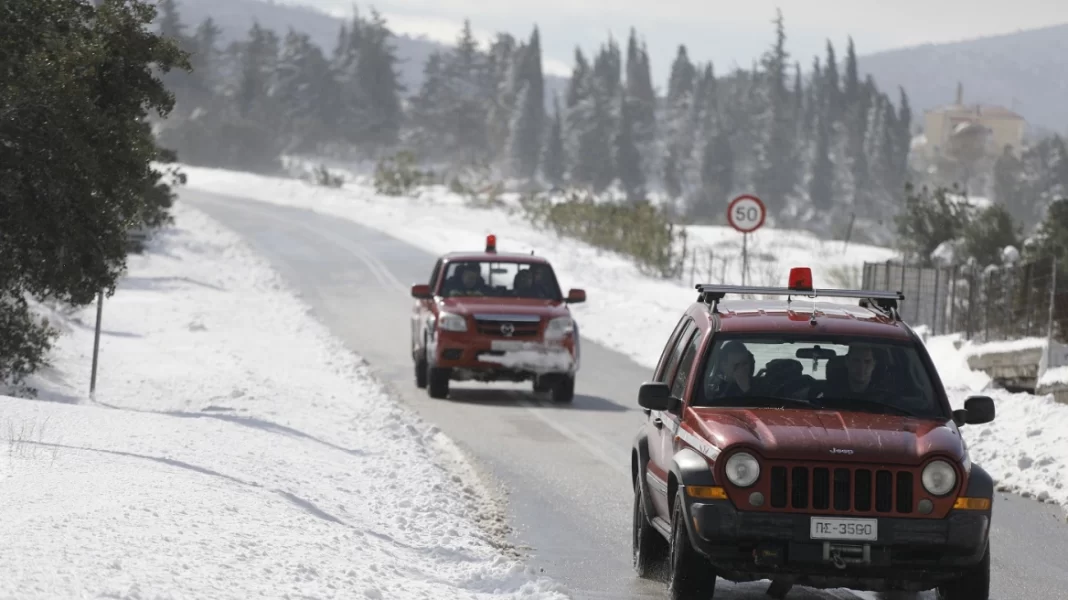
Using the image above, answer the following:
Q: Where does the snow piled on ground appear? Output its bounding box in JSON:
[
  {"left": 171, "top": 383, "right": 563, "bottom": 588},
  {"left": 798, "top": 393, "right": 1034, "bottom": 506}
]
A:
[
  {"left": 176, "top": 165, "right": 1068, "bottom": 518},
  {"left": 0, "top": 203, "right": 568, "bottom": 599}
]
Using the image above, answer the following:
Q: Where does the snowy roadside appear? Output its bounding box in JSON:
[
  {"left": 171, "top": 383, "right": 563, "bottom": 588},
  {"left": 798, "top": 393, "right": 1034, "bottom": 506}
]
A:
[
  {"left": 175, "top": 165, "right": 1068, "bottom": 518},
  {"left": 0, "top": 203, "right": 569, "bottom": 599}
]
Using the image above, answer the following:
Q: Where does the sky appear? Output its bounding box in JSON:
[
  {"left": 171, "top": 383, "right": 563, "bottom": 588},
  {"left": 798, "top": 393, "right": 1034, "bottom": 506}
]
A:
[{"left": 272, "top": 0, "right": 1068, "bottom": 79}]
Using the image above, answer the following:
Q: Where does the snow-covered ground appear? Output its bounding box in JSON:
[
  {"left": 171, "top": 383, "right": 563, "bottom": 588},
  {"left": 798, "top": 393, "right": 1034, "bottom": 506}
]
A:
[
  {"left": 0, "top": 204, "right": 568, "bottom": 599},
  {"left": 175, "top": 164, "right": 1068, "bottom": 517}
]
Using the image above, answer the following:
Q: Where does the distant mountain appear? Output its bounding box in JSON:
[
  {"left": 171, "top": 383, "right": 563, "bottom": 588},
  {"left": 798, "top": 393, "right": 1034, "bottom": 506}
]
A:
[
  {"left": 857, "top": 24, "right": 1068, "bottom": 135},
  {"left": 168, "top": 0, "right": 567, "bottom": 105}
]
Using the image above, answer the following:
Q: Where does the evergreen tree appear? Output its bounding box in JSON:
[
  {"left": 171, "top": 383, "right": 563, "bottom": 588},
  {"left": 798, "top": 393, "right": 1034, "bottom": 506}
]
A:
[
  {"left": 353, "top": 9, "right": 403, "bottom": 149},
  {"left": 541, "top": 95, "right": 566, "bottom": 187},
  {"left": 615, "top": 93, "right": 645, "bottom": 201}
]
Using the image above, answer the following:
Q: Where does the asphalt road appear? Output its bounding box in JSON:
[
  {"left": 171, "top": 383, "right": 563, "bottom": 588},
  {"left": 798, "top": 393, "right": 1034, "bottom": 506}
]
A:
[{"left": 184, "top": 188, "right": 1068, "bottom": 600}]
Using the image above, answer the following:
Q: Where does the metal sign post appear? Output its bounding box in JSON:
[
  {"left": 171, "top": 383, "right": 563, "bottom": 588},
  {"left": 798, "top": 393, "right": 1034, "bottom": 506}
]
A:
[
  {"left": 726, "top": 194, "right": 767, "bottom": 286},
  {"left": 90, "top": 289, "right": 103, "bottom": 398}
]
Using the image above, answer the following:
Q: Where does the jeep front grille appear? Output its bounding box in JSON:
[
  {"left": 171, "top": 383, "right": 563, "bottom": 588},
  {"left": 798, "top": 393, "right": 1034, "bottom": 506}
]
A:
[{"left": 769, "top": 465, "right": 914, "bottom": 514}]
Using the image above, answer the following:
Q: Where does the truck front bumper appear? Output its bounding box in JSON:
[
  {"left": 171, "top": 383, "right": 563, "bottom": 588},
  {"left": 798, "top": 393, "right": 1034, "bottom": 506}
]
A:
[{"left": 683, "top": 496, "right": 989, "bottom": 592}]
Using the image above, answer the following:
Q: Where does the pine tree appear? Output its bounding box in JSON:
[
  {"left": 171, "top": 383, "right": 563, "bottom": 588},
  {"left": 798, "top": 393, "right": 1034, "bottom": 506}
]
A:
[
  {"left": 353, "top": 9, "right": 403, "bottom": 149},
  {"left": 809, "top": 111, "right": 834, "bottom": 210},
  {"left": 615, "top": 93, "right": 645, "bottom": 201},
  {"left": 753, "top": 9, "right": 796, "bottom": 217},
  {"left": 823, "top": 41, "right": 841, "bottom": 118},
  {"left": 541, "top": 95, "right": 566, "bottom": 187}
]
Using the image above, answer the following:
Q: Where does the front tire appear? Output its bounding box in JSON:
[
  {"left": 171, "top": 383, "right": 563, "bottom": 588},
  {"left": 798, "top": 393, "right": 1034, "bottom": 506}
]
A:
[
  {"left": 415, "top": 350, "right": 428, "bottom": 389},
  {"left": 551, "top": 375, "right": 575, "bottom": 404},
  {"left": 936, "top": 543, "right": 990, "bottom": 600},
  {"left": 427, "top": 364, "right": 450, "bottom": 399},
  {"left": 633, "top": 475, "right": 668, "bottom": 578},
  {"left": 667, "top": 490, "right": 717, "bottom": 600}
]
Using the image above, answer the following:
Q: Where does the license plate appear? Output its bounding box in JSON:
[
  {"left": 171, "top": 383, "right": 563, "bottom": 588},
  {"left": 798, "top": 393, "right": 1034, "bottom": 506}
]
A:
[
  {"left": 491, "top": 340, "right": 530, "bottom": 351},
  {"left": 809, "top": 517, "right": 878, "bottom": 541}
]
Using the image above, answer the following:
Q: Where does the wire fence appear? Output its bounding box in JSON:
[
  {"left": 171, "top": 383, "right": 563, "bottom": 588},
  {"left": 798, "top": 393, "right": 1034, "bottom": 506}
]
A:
[{"left": 862, "top": 256, "right": 1068, "bottom": 343}]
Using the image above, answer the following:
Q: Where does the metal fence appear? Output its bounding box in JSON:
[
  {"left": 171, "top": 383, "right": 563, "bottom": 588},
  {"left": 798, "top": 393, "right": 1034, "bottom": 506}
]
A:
[{"left": 862, "top": 256, "right": 1068, "bottom": 343}]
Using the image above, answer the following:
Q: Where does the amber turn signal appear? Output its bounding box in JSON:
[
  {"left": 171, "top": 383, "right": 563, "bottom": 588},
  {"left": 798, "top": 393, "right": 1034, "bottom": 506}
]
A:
[
  {"left": 686, "top": 486, "right": 728, "bottom": 500},
  {"left": 953, "top": 496, "right": 991, "bottom": 510}
]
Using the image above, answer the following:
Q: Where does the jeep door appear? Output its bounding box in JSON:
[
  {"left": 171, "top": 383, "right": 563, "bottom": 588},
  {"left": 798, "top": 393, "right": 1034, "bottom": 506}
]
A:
[{"left": 645, "top": 316, "right": 697, "bottom": 521}]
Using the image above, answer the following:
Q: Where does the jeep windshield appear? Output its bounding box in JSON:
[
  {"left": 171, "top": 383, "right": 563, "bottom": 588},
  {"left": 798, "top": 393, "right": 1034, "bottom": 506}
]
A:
[
  {"left": 439, "top": 260, "right": 563, "bottom": 300},
  {"left": 691, "top": 334, "right": 945, "bottom": 419}
]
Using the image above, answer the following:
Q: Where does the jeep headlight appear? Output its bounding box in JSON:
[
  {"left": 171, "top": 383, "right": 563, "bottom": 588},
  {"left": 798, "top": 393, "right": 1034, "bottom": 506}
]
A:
[
  {"left": 437, "top": 312, "right": 467, "bottom": 332},
  {"left": 544, "top": 316, "right": 574, "bottom": 340},
  {"left": 921, "top": 460, "right": 957, "bottom": 496},
  {"left": 724, "top": 452, "right": 760, "bottom": 488}
]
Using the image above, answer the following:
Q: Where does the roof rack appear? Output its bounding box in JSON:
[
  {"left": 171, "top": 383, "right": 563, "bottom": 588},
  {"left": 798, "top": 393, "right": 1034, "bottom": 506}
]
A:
[{"left": 694, "top": 284, "right": 905, "bottom": 321}]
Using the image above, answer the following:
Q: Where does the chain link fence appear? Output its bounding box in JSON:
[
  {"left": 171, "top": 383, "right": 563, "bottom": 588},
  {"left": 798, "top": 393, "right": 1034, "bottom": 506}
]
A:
[{"left": 862, "top": 257, "right": 1068, "bottom": 343}]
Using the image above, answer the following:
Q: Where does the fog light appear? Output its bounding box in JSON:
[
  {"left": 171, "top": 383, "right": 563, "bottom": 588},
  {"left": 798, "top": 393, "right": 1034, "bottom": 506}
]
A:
[
  {"left": 749, "top": 492, "right": 765, "bottom": 507},
  {"left": 918, "top": 499, "right": 934, "bottom": 514}
]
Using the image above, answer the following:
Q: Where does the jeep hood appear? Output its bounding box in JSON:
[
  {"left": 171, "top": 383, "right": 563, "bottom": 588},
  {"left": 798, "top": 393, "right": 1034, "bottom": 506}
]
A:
[
  {"left": 690, "top": 408, "right": 964, "bottom": 465},
  {"left": 437, "top": 297, "right": 568, "bottom": 318}
]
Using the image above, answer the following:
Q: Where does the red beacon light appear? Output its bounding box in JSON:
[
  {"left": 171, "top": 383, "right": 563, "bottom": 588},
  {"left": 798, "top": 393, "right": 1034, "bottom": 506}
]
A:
[
  {"left": 788, "top": 267, "right": 813, "bottom": 291},
  {"left": 485, "top": 234, "right": 497, "bottom": 253}
]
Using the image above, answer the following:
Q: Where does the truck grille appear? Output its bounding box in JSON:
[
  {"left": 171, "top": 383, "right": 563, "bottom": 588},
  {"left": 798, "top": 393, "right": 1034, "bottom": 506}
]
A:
[
  {"left": 768, "top": 465, "right": 914, "bottom": 515},
  {"left": 473, "top": 317, "right": 541, "bottom": 338}
]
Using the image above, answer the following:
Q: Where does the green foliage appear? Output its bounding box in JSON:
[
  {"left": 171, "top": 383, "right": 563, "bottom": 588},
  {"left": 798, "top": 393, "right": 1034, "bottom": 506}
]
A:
[
  {"left": 894, "top": 183, "right": 970, "bottom": 266},
  {"left": 961, "top": 203, "right": 1021, "bottom": 268},
  {"left": 519, "top": 191, "right": 687, "bottom": 277},
  {"left": 373, "top": 151, "right": 433, "bottom": 196},
  {"left": 313, "top": 165, "right": 344, "bottom": 188},
  {"left": 0, "top": 0, "right": 190, "bottom": 389}
]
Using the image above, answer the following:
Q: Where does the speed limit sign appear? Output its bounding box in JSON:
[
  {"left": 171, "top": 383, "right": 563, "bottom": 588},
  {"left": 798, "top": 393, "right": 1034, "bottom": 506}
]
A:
[{"left": 727, "top": 194, "right": 766, "bottom": 233}]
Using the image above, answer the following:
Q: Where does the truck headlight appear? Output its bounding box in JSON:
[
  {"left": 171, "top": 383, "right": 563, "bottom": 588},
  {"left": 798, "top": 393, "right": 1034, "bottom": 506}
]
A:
[
  {"left": 544, "top": 316, "right": 574, "bottom": 340},
  {"left": 437, "top": 312, "right": 467, "bottom": 332},
  {"left": 921, "top": 460, "right": 957, "bottom": 496},
  {"left": 724, "top": 452, "right": 760, "bottom": 488}
]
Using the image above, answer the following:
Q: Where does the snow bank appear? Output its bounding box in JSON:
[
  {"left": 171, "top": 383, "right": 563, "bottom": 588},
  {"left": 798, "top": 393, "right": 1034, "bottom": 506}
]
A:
[
  {"left": 176, "top": 166, "right": 1068, "bottom": 516},
  {"left": 925, "top": 334, "right": 1068, "bottom": 514},
  {"left": 0, "top": 203, "right": 568, "bottom": 599}
]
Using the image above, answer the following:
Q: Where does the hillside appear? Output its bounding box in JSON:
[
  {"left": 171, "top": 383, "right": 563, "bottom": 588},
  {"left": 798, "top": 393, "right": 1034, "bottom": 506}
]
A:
[
  {"left": 168, "top": 0, "right": 568, "bottom": 103},
  {"left": 858, "top": 23, "right": 1068, "bottom": 134}
]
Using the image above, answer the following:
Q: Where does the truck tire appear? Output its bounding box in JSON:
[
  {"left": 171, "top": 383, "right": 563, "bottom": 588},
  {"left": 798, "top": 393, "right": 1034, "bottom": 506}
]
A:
[
  {"left": 633, "top": 474, "right": 668, "bottom": 578},
  {"left": 551, "top": 375, "right": 575, "bottom": 404},
  {"left": 667, "top": 489, "right": 717, "bottom": 599},
  {"left": 415, "top": 350, "right": 428, "bottom": 389},
  {"left": 936, "top": 543, "right": 989, "bottom": 600},
  {"left": 427, "top": 365, "right": 450, "bottom": 399}
]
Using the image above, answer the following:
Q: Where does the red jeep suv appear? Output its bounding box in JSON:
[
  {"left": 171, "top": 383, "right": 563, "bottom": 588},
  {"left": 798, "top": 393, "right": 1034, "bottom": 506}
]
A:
[{"left": 631, "top": 268, "right": 996, "bottom": 600}]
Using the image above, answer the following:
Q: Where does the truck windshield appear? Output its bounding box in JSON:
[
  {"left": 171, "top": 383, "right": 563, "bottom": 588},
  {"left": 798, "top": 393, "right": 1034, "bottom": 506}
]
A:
[
  {"left": 439, "top": 260, "right": 562, "bottom": 300},
  {"left": 691, "top": 334, "right": 944, "bottom": 419}
]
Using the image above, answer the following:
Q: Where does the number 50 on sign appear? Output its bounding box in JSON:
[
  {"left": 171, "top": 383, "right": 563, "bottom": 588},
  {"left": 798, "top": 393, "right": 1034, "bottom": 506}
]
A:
[{"left": 727, "top": 194, "right": 766, "bottom": 233}]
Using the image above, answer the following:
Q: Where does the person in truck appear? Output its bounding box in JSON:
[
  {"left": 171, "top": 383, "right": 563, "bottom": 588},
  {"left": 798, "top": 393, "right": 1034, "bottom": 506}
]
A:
[{"left": 443, "top": 263, "right": 486, "bottom": 297}]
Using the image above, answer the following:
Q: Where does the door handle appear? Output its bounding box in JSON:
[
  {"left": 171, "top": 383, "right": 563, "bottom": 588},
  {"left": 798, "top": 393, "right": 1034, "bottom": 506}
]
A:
[{"left": 653, "top": 417, "right": 663, "bottom": 429}]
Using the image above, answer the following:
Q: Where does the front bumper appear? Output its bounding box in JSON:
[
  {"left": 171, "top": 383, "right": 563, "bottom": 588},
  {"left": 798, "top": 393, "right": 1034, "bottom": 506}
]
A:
[
  {"left": 685, "top": 498, "right": 989, "bottom": 591},
  {"left": 431, "top": 332, "right": 577, "bottom": 379}
]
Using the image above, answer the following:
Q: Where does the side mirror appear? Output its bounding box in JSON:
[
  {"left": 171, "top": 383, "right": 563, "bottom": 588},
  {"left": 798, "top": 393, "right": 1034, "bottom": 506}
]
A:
[
  {"left": 566, "top": 288, "right": 586, "bottom": 304},
  {"left": 411, "top": 283, "right": 431, "bottom": 299},
  {"left": 962, "top": 395, "right": 996, "bottom": 425},
  {"left": 638, "top": 382, "right": 679, "bottom": 412}
]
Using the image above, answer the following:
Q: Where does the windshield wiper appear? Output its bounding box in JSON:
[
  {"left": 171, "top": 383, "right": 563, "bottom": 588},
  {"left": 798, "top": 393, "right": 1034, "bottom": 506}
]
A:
[
  {"left": 718, "top": 395, "right": 816, "bottom": 410},
  {"left": 821, "top": 397, "right": 920, "bottom": 418}
]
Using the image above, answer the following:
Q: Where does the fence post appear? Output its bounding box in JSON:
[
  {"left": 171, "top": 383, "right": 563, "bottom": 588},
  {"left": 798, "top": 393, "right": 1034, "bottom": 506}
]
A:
[
  {"left": 932, "top": 267, "right": 941, "bottom": 334},
  {"left": 947, "top": 265, "right": 959, "bottom": 336},
  {"left": 90, "top": 289, "right": 103, "bottom": 398},
  {"left": 1047, "top": 256, "right": 1057, "bottom": 369}
]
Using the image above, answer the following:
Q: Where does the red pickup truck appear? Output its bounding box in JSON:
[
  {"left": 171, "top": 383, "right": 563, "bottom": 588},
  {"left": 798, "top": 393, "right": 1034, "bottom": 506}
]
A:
[
  {"left": 631, "top": 268, "right": 996, "bottom": 600},
  {"left": 410, "top": 235, "right": 585, "bottom": 403}
]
